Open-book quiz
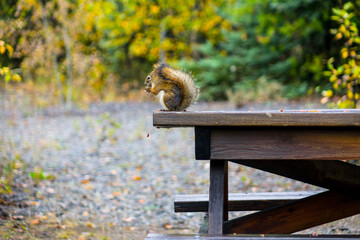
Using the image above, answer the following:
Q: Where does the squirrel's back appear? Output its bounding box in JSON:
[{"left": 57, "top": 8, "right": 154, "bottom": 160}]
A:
[{"left": 153, "top": 63, "right": 199, "bottom": 110}]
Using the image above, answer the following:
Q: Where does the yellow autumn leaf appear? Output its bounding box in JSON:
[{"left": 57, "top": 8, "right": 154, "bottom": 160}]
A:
[
  {"left": 335, "top": 32, "right": 342, "bottom": 40},
  {"left": 350, "top": 51, "right": 356, "bottom": 58},
  {"left": 0, "top": 45, "right": 5, "bottom": 54},
  {"left": 5, "top": 44, "right": 13, "bottom": 56},
  {"left": 11, "top": 74, "right": 21, "bottom": 82},
  {"left": 150, "top": 5, "right": 160, "bottom": 15},
  {"left": 322, "top": 90, "right": 333, "bottom": 98},
  {"left": 355, "top": 93, "right": 359, "bottom": 100}
]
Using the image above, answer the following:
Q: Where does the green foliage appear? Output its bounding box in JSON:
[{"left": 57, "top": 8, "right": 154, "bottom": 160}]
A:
[
  {"left": 0, "top": 153, "right": 25, "bottom": 195},
  {"left": 29, "top": 167, "right": 54, "bottom": 185},
  {"left": 178, "top": 0, "right": 335, "bottom": 102},
  {"left": 323, "top": 1, "right": 360, "bottom": 108},
  {"left": 226, "top": 76, "right": 283, "bottom": 107},
  {"left": 0, "top": 40, "right": 21, "bottom": 83}
]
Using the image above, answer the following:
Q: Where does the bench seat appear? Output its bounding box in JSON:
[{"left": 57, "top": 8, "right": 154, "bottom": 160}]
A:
[
  {"left": 146, "top": 234, "right": 360, "bottom": 240},
  {"left": 175, "top": 191, "right": 322, "bottom": 212}
]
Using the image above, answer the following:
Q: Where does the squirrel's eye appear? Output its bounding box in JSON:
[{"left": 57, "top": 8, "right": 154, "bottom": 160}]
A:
[{"left": 147, "top": 76, "right": 151, "bottom": 80}]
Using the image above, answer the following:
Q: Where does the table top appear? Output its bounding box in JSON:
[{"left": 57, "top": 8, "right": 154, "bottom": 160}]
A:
[{"left": 153, "top": 109, "right": 360, "bottom": 127}]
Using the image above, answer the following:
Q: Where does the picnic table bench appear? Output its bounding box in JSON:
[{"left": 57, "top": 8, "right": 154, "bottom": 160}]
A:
[{"left": 147, "top": 109, "right": 360, "bottom": 239}]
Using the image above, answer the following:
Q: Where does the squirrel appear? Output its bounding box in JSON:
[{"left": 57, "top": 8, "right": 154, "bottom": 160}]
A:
[{"left": 145, "top": 62, "right": 199, "bottom": 111}]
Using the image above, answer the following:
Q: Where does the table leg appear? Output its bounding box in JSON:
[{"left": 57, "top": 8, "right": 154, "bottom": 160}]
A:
[{"left": 208, "top": 160, "right": 228, "bottom": 235}]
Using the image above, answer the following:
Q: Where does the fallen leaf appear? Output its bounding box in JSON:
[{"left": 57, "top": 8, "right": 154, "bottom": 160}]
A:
[
  {"left": 112, "top": 192, "right": 121, "bottom": 196},
  {"left": 87, "top": 222, "right": 96, "bottom": 228},
  {"left": 164, "top": 224, "right": 172, "bottom": 229},
  {"left": 136, "top": 165, "right": 142, "bottom": 171},
  {"left": 124, "top": 227, "right": 136, "bottom": 231},
  {"left": 133, "top": 175, "right": 141, "bottom": 181},
  {"left": 147, "top": 133, "right": 150, "bottom": 138},
  {"left": 56, "top": 225, "right": 66, "bottom": 229},
  {"left": 81, "top": 179, "right": 90, "bottom": 184},
  {"left": 31, "top": 219, "right": 41, "bottom": 225},
  {"left": 30, "top": 201, "right": 40, "bottom": 206}
]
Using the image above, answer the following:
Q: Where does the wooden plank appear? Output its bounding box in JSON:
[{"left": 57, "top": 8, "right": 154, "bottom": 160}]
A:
[
  {"left": 208, "top": 160, "right": 228, "bottom": 235},
  {"left": 231, "top": 160, "right": 360, "bottom": 197},
  {"left": 210, "top": 128, "right": 360, "bottom": 160},
  {"left": 223, "top": 191, "right": 360, "bottom": 234},
  {"left": 174, "top": 191, "right": 322, "bottom": 212},
  {"left": 224, "top": 161, "right": 228, "bottom": 222},
  {"left": 195, "top": 127, "right": 211, "bottom": 160},
  {"left": 153, "top": 110, "right": 360, "bottom": 128},
  {"left": 146, "top": 233, "right": 360, "bottom": 239}
]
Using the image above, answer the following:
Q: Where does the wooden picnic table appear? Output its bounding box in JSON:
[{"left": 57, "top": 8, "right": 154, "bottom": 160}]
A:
[{"left": 151, "top": 109, "right": 360, "bottom": 238}]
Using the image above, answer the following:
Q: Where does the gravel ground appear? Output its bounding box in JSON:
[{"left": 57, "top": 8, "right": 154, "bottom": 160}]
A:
[{"left": 0, "top": 99, "right": 359, "bottom": 239}]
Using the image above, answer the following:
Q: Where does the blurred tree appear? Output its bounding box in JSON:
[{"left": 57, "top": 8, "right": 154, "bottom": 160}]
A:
[
  {"left": 0, "top": 40, "right": 21, "bottom": 83},
  {"left": 323, "top": 1, "right": 360, "bottom": 108},
  {"left": 8, "top": 0, "right": 109, "bottom": 106},
  {"left": 1, "top": 0, "right": 357, "bottom": 106},
  {"left": 178, "top": 0, "right": 336, "bottom": 102},
  {"left": 96, "top": 0, "right": 232, "bottom": 81}
]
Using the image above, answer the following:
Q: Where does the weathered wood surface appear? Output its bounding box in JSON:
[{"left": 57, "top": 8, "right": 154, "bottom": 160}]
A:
[
  {"left": 146, "top": 234, "right": 360, "bottom": 239},
  {"left": 210, "top": 128, "right": 360, "bottom": 160},
  {"left": 223, "top": 191, "right": 360, "bottom": 234},
  {"left": 153, "top": 110, "right": 360, "bottom": 127},
  {"left": 208, "top": 161, "right": 228, "bottom": 235},
  {"left": 231, "top": 160, "right": 360, "bottom": 197},
  {"left": 175, "top": 191, "right": 322, "bottom": 212}
]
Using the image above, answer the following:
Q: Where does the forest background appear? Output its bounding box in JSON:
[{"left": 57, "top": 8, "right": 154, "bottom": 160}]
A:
[{"left": 1, "top": 0, "right": 360, "bottom": 109}]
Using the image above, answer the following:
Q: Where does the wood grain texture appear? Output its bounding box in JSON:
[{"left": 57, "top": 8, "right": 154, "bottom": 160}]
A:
[
  {"left": 174, "top": 191, "right": 322, "bottom": 212},
  {"left": 231, "top": 160, "right": 360, "bottom": 197},
  {"left": 208, "top": 161, "right": 228, "bottom": 235},
  {"left": 153, "top": 110, "right": 360, "bottom": 128},
  {"left": 210, "top": 128, "right": 360, "bottom": 160},
  {"left": 223, "top": 191, "right": 360, "bottom": 234},
  {"left": 146, "top": 233, "right": 360, "bottom": 239}
]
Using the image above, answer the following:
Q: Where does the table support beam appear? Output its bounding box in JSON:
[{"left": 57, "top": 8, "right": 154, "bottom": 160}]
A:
[
  {"left": 231, "top": 160, "right": 360, "bottom": 197},
  {"left": 223, "top": 190, "right": 360, "bottom": 234},
  {"left": 208, "top": 160, "right": 228, "bottom": 235}
]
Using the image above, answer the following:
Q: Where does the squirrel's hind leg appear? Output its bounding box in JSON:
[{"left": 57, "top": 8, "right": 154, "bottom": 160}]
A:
[{"left": 162, "top": 87, "right": 182, "bottom": 111}]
